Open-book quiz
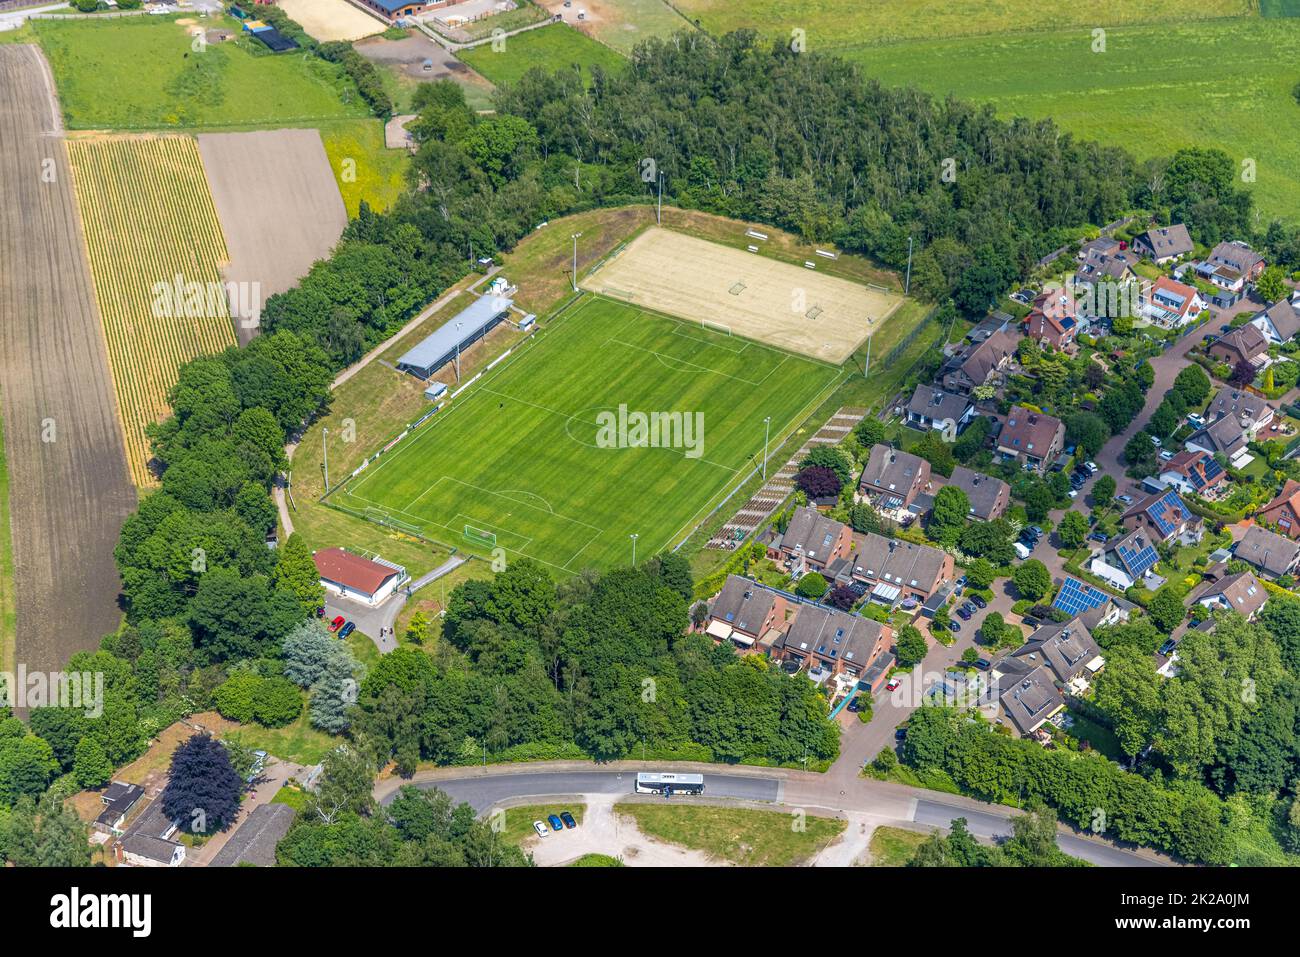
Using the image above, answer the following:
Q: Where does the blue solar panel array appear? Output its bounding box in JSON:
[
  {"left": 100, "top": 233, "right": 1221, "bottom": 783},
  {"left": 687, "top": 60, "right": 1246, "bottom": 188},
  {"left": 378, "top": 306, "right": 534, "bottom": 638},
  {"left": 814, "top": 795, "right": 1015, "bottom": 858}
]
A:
[
  {"left": 1116, "top": 538, "right": 1159, "bottom": 579},
  {"left": 1053, "top": 577, "right": 1111, "bottom": 617},
  {"left": 1145, "top": 490, "right": 1191, "bottom": 538}
]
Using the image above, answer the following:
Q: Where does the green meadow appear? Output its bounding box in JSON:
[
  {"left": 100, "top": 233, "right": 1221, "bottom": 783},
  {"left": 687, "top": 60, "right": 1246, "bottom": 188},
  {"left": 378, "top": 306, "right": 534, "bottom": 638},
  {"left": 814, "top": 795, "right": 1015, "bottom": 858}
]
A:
[
  {"left": 842, "top": 17, "right": 1300, "bottom": 222},
  {"left": 458, "top": 23, "right": 626, "bottom": 88}
]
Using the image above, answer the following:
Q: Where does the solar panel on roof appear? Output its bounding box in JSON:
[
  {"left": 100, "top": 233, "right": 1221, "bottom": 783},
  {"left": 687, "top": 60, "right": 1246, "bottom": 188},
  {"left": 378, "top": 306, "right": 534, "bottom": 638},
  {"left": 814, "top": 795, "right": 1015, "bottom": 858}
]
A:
[
  {"left": 1053, "top": 577, "right": 1110, "bottom": 616},
  {"left": 1116, "top": 542, "right": 1158, "bottom": 579}
]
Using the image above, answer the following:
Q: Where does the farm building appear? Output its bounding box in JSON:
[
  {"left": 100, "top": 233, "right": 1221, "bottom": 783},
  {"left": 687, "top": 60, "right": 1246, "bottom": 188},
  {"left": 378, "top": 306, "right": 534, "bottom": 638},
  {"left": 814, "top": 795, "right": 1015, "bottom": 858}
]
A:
[
  {"left": 356, "top": 0, "right": 442, "bottom": 23},
  {"left": 242, "top": 19, "right": 300, "bottom": 51},
  {"left": 313, "top": 547, "right": 408, "bottom": 606},
  {"left": 396, "top": 294, "right": 513, "bottom": 379}
]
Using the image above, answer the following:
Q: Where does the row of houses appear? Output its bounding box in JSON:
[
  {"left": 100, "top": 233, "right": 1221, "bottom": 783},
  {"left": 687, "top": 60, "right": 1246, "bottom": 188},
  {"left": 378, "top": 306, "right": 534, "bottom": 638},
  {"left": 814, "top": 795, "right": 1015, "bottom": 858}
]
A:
[{"left": 705, "top": 574, "right": 896, "bottom": 694}]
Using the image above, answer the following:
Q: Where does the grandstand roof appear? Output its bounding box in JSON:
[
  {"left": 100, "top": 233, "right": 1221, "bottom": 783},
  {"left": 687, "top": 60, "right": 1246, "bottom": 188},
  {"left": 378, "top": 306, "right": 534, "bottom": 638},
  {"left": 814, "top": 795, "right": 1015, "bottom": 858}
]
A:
[{"left": 396, "top": 295, "right": 513, "bottom": 377}]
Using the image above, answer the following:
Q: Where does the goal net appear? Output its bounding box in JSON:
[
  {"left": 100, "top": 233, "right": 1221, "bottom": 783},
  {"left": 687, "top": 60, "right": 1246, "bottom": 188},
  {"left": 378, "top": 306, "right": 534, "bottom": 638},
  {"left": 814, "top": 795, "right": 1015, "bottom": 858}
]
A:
[{"left": 464, "top": 525, "right": 497, "bottom": 548}]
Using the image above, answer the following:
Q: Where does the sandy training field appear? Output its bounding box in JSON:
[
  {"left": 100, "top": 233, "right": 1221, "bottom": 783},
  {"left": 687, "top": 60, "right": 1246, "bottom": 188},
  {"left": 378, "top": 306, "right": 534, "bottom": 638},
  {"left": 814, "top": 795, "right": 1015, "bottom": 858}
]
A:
[
  {"left": 0, "top": 46, "right": 136, "bottom": 675},
  {"left": 199, "top": 128, "right": 348, "bottom": 343},
  {"left": 277, "top": 0, "right": 386, "bottom": 41},
  {"left": 581, "top": 228, "right": 901, "bottom": 364}
]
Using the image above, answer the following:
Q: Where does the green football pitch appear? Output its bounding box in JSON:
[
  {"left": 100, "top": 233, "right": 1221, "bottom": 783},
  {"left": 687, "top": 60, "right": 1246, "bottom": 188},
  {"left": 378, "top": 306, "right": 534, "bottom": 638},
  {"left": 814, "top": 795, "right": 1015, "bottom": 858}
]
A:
[{"left": 331, "top": 296, "right": 845, "bottom": 574}]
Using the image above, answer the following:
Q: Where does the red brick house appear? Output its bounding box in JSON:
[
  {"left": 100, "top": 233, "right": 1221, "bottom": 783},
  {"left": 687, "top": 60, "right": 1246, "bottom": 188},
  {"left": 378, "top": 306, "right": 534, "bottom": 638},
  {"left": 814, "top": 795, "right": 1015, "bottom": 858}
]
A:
[
  {"left": 705, "top": 576, "right": 789, "bottom": 649},
  {"left": 1024, "top": 289, "right": 1078, "bottom": 350},
  {"left": 1257, "top": 480, "right": 1300, "bottom": 540},
  {"left": 772, "top": 507, "right": 853, "bottom": 575},
  {"left": 771, "top": 605, "right": 891, "bottom": 683}
]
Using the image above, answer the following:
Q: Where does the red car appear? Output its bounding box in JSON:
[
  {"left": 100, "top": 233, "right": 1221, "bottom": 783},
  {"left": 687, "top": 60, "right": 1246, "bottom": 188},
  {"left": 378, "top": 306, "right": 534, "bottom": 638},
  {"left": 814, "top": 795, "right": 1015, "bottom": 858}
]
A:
[{"left": 328, "top": 615, "right": 345, "bottom": 633}]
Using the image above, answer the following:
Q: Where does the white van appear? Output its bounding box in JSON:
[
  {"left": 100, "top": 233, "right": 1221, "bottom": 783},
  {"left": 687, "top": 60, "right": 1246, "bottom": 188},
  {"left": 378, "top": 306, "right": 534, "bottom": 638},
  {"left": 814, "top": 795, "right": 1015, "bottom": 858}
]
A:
[{"left": 1013, "top": 542, "right": 1031, "bottom": 560}]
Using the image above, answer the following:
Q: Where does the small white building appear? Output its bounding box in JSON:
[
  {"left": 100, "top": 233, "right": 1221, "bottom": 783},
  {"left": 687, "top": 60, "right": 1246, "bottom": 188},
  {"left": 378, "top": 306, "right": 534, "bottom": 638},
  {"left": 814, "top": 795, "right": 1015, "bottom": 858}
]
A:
[{"left": 313, "top": 547, "right": 408, "bottom": 606}]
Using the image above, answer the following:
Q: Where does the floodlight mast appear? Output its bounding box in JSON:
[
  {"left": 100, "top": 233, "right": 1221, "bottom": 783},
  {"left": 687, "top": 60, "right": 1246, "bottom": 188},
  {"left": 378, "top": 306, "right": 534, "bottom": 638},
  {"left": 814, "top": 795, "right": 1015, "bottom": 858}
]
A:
[{"left": 571, "top": 233, "right": 582, "bottom": 292}]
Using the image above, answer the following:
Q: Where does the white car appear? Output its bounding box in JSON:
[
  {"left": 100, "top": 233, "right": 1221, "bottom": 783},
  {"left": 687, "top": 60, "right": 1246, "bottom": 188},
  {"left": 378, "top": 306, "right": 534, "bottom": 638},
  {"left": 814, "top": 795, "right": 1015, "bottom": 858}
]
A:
[
  {"left": 1159, "top": 450, "right": 1174, "bottom": 462},
  {"left": 533, "top": 821, "right": 548, "bottom": 838},
  {"left": 1084, "top": 461, "right": 1098, "bottom": 474}
]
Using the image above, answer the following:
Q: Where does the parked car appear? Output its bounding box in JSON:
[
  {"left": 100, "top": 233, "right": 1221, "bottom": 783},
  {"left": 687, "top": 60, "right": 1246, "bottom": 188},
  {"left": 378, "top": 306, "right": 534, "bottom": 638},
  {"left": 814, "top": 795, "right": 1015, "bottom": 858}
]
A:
[
  {"left": 314, "top": 606, "right": 325, "bottom": 618},
  {"left": 894, "top": 725, "right": 908, "bottom": 741},
  {"left": 956, "top": 605, "right": 973, "bottom": 621},
  {"left": 1068, "top": 490, "right": 1079, "bottom": 499},
  {"left": 533, "top": 821, "right": 548, "bottom": 838},
  {"left": 1084, "top": 461, "right": 1098, "bottom": 475},
  {"left": 968, "top": 593, "right": 987, "bottom": 609},
  {"left": 973, "top": 659, "right": 991, "bottom": 671},
  {"left": 1088, "top": 532, "right": 1110, "bottom": 543},
  {"left": 338, "top": 621, "right": 356, "bottom": 639},
  {"left": 1117, "top": 494, "right": 1134, "bottom": 505},
  {"left": 328, "top": 615, "right": 345, "bottom": 633},
  {"left": 1159, "top": 450, "right": 1174, "bottom": 462},
  {"left": 1159, "top": 638, "right": 1178, "bottom": 657},
  {"left": 1013, "top": 542, "right": 1031, "bottom": 560},
  {"left": 547, "top": 815, "right": 563, "bottom": 832},
  {"left": 885, "top": 677, "right": 902, "bottom": 692},
  {"left": 947, "top": 620, "right": 961, "bottom": 633},
  {"left": 560, "top": 811, "right": 577, "bottom": 829}
]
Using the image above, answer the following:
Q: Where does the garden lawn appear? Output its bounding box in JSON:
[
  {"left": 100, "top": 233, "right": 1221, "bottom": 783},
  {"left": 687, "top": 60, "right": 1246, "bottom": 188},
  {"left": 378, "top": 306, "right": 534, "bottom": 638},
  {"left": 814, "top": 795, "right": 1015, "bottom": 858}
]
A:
[
  {"left": 617, "top": 803, "right": 845, "bottom": 865},
  {"left": 34, "top": 15, "right": 367, "bottom": 130},
  {"left": 330, "top": 295, "right": 844, "bottom": 574},
  {"left": 841, "top": 17, "right": 1300, "bottom": 222},
  {"left": 458, "top": 22, "right": 626, "bottom": 87}
]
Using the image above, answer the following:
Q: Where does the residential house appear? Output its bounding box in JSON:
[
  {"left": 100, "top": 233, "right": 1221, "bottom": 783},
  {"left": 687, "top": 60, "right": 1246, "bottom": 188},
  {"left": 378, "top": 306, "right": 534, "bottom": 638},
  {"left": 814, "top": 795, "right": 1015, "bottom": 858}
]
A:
[
  {"left": 772, "top": 506, "right": 853, "bottom": 575},
  {"left": 1052, "top": 576, "right": 1133, "bottom": 626},
  {"left": 1184, "top": 414, "right": 1249, "bottom": 462},
  {"left": 209, "top": 803, "right": 297, "bottom": 868},
  {"left": 116, "top": 797, "right": 185, "bottom": 868},
  {"left": 1140, "top": 275, "right": 1206, "bottom": 328},
  {"left": 941, "top": 327, "right": 1019, "bottom": 395},
  {"left": 1010, "top": 618, "right": 1105, "bottom": 691},
  {"left": 945, "top": 465, "right": 1011, "bottom": 520},
  {"left": 1198, "top": 240, "right": 1265, "bottom": 293},
  {"left": 1234, "top": 523, "right": 1300, "bottom": 578},
  {"left": 994, "top": 662, "right": 1065, "bottom": 736},
  {"left": 1132, "top": 224, "right": 1193, "bottom": 263},
  {"left": 995, "top": 408, "right": 1065, "bottom": 474},
  {"left": 705, "top": 576, "right": 789, "bottom": 649},
  {"left": 1256, "top": 479, "right": 1300, "bottom": 540},
  {"left": 1024, "top": 288, "right": 1079, "bottom": 350},
  {"left": 1204, "top": 386, "right": 1275, "bottom": 438},
  {"left": 1121, "top": 488, "right": 1200, "bottom": 544},
  {"left": 833, "top": 532, "right": 954, "bottom": 605},
  {"left": 771, "top": 605, "right": 891, "bottom": 684},
  {"left": 1197, "top": 570, "right": 1268, "bottom": 621},
  {"left": 905, "top": 384, "right": 974, "bottom": 439},
  {"left": 1158, "top": 449, "right": 1227, "bottom": 498},
  {"left": 1251, "top": 299, "right": 1300, "bottom": 345},
  {"left": 94, "top": 781, "right": 144, "bottom": 837},
  {"left": 1209, "top": 323, "right": 1269, "bottom": 369},
  {"left": 1074, "top": 239, "right": 1137, "bottom": 288},
  {"left": 859, "top": 444, "right": 932, "bottom": 517},
  {"left": 1089, "top": 527, "right": 1161, "bottom": 591},
  {"left": 1077, "top": 593, "right": 1135, "bottom": 631}
]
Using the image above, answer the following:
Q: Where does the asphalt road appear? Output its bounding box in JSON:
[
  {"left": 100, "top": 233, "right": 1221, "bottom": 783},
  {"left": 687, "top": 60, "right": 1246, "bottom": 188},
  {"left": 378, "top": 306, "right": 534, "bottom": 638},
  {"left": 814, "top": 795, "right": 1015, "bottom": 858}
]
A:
[{"left": 380, "top": 764, "right": 1171, "bottom": 867}]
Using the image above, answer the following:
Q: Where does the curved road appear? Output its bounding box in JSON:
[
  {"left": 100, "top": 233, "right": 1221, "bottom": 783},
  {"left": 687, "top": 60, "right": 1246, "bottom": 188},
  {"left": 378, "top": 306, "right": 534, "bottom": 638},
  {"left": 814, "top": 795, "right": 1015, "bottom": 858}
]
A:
[{"left": 376, "top": 761, "right": 1171, "bottom": 867}]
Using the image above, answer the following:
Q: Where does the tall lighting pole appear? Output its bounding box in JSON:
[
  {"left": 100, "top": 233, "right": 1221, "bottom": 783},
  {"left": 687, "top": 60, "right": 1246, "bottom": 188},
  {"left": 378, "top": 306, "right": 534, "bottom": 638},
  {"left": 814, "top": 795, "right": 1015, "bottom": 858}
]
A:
[
  {"left": 571, "top": 233, "right": 582, "bottom": 292},
  {"left": 864, "top": 334, "right": 872, "bottom": 378},
  {"left": 454, "top": 321, "right": 463, "bottom": 381},
  {"left": 904, "top": 235, "right": 914, "bottom": 296},
  {"left": 657, "top": 171, "right": 664, "bottom": 225},
  {"left": 762, "top": 416, "right": 771, "bottom": 480},
  {"left": 630, "top": 533, "right": 639, "bottom": 567},
  {"left": 321, "top": 426, "right": 330, "bottom": 491}
]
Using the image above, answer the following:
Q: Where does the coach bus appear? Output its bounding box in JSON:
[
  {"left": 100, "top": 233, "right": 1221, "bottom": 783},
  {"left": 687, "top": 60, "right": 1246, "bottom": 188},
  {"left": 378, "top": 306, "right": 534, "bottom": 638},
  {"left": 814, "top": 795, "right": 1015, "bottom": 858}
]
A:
[{"left": 634, "top": 772, "right": 704, "bottom": 795}]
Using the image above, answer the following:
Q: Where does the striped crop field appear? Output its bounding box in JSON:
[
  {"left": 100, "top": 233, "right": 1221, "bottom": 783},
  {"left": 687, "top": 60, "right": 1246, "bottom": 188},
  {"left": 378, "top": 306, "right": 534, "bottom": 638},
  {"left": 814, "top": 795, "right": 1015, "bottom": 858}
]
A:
[{"left": 67, "top": 134, "right": 237, "bottom": 485}]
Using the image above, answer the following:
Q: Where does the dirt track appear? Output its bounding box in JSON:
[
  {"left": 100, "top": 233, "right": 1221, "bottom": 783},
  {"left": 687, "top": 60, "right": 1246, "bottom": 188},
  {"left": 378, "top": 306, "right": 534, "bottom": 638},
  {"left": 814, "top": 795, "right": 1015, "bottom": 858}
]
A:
[
  {"left": 0, "top": 45, "right": 136, "bottom": 675},
  {"left": 198, "top": 129, "right": 348, "bottom": 345}
]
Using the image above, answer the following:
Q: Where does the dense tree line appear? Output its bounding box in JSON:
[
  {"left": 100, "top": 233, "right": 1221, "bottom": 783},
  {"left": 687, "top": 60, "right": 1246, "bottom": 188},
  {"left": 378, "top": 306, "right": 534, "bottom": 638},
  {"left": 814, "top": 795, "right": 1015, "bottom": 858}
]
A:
[{"left": 351, "top": 556, "right": 840, "bottom": 771}]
